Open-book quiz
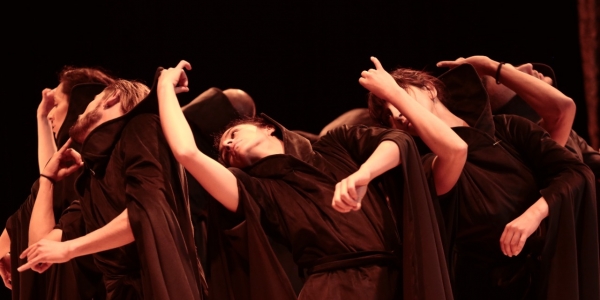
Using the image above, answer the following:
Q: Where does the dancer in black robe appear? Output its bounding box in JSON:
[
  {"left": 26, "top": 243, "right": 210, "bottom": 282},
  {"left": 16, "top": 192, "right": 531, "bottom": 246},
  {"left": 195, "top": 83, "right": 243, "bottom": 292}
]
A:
[
  {"left": 18, "top": 73, "right": 206, "bottom": 300},
  {"left": 157, "top": 61, "right": 452, "bottom": 300},
  {"left": 366, "top": 56, "right": 599, "bottom": 299},
  {"left": 2, "top": 66, "right": 114, "bottom": 300}
]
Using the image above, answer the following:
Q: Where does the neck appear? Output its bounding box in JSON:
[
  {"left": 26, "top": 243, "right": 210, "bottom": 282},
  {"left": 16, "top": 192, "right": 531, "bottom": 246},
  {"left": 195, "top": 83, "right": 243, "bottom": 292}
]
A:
[{"left": 432, "top": 102, "right": 469, "bottom": 127}]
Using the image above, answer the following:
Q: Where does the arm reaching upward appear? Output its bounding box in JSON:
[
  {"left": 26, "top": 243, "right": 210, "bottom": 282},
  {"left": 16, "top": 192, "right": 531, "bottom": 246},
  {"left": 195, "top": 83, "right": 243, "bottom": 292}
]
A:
[
  {"left": 37, "top": 88, "right": 58, "bottom": 172},
  {"left": 157, "top": 60, "right": 240, "bottom": 212},
  {"left": 437, "top": 56, "right": 575, "bottom": 146},
  {"left": 361, "top": 57, "right": 467, "bottom": 195}
]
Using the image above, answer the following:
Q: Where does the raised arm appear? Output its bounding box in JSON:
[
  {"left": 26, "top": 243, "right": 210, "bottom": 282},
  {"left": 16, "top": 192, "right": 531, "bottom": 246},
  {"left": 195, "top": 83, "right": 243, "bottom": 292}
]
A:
[
  {"left": 157, "top": 61, "right": 240, "bottom": 212},
  {"left": 37, "top": 88, "right": 59, "bottom": 172},
  {"left": 437, "top": 56, "right": 575, "bottom": 146},
  {"left": 332, "top": 140, "right": 401, "bottom": 212},
  {"left": 361, "top": 57, "right": 467, "bottom": 195}
]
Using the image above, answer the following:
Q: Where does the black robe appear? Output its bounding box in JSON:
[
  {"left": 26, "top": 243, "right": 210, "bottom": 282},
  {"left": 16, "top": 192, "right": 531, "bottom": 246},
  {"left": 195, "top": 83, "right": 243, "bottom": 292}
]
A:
[
  {"left": 425, "top": 64, "right": 600, "bottom": 300},
  {"left": 68, "top": 74, "right": 206, "bottom": 299},
  {"left": 5, "top": 83, "right": 107, "bottom": 300},
  {"left": 207, "top": 115, "right": 452, "bottom": 300}
]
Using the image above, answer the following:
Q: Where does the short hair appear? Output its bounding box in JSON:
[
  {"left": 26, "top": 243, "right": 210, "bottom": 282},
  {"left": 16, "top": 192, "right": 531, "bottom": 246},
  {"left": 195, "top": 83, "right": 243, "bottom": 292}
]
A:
[
  {"left": 368, "top": 68, "right": 446, "bottom": 127},
  {"left": 102, "top": 80, "right": 150, "bottom": 114},
  {"left": 58, "top": 66, "right": 116, "bottom": 98}
]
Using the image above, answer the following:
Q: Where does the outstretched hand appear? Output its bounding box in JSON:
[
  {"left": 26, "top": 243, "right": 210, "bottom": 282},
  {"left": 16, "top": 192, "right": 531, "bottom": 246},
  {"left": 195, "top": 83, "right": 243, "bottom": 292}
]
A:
[
  {"left": 159, "top": 60, "right": 192, "bottom": 94},
  {"left": 41, "top": 138, "right": 84, "bottom": 182},
  {"left": 358, "top": 57, "right": 401, "bottom": 101},
  {"left": 436, "top": 56, "right": 497, "bottom": 77},
  {"left": 332, "top": 168, "right": 371, "bottom": 213},
  {"left": 18, "top": 239, "right": 71, "bottom": 273}
]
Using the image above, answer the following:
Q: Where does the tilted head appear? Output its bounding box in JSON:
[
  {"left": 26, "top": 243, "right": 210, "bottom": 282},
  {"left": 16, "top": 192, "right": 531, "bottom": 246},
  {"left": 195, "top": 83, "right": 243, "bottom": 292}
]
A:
[
  {"left": 48, "top": 67, "right": 115, "bottom": 137},
  {"left": 216, "top": 117, "right": 284, "bottom": 168},
  {"left": 69, "top": 79, "right": 149, "bottom": 143},
  {"left": 368, "top": 68, "right": 447, "bottom": 134}
]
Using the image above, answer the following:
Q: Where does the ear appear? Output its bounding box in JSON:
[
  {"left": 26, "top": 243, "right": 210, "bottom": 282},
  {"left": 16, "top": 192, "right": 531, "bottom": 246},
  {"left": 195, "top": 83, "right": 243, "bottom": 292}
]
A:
[
  {"left": 425, "top": 83, "right": 438, "bottom": 100},
  {"left": 103, "top": 91, "right": 121, "bottom": 109},
  {"left": 266, "top": 125, "right": 276, "bottom": 135}
]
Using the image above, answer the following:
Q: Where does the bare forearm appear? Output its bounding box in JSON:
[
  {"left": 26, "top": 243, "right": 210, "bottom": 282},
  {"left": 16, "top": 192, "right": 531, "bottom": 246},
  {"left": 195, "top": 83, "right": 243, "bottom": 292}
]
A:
[
  {"left": 360, "top": 141, "right": 401, "bottom": 178},
  {"left": 157, "top": 82, "right": 240, "bottom": 211},
  {"left": 37, "top": 116, "right": 57, "bottom": 172},
  {"left": 29, "top": 177, "right": 57, "bottom": 245},
  {"left": 67, "top": 209, "right": 134, "bottom": 259},
  {"left": 526, "top": 197, "right": 549, "bottom": 222},
  {"left": 493, "top": 62, "right": 574, "bottom": 146}
]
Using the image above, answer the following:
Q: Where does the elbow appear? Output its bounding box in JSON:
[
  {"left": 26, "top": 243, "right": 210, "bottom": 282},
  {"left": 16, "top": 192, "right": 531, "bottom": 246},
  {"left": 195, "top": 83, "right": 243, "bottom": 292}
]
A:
[
  {"left": 173, "top": 148, "right": 201, "bottom": 167},
  {"left": 455, "top": 141, "right": 468, "bottom": 165},
  {"left": 549, "top": 96, "right": 576, "bottom": 123}
]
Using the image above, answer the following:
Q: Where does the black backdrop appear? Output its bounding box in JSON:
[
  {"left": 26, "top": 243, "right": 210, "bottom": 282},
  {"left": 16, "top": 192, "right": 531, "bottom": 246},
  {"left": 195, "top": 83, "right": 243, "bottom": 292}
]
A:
[{"left": 0, "top": 1, "right": 587, "bottom": 297}]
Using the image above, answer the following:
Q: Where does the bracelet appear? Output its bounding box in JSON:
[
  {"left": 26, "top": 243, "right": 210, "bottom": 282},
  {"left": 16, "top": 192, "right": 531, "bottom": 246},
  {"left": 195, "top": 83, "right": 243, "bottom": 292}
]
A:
[
  {"left": 495, "top": 62, "right": 506, "bottom": 84},
  {"left": 40, "top": 174, "right": 56, "bottom": 184}
]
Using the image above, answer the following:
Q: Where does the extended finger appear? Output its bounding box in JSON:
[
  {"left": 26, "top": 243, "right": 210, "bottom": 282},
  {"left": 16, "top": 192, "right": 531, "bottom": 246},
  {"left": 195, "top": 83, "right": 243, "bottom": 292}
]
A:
[
  {"left": 371, "top": 57, "right": 383, "bottom": 70},
  {"left": 20, "top": 244, "right": 35, "bottom": 259},
  {"left": 57, "top": 139, "right": 73, "bottom": 153},
  {"left": 18, "top": 258, "right": 39, "bottom": 272},
  {"left": 64, "top": 148, "right": 83, "bottom": 165},
  {"left": 436, "top": 61, "right": 458, "bottom": 68},
  {"left": 176, "top": 60, "right": 192, "bottom": 70}
]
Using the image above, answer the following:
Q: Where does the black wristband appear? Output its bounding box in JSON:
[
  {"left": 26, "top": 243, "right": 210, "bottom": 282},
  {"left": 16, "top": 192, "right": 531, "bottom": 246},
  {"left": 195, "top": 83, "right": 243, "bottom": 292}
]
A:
[
  {"left": 495, "top": 62, "right": 506, "bottom": 84},
  {"left": 40, "top": 174, "right": 56, "bottom": 184}
]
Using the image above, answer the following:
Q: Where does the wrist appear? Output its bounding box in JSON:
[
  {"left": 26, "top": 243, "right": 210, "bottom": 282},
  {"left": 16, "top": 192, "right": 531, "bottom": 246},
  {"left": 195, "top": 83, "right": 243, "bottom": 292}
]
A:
[
  {"left": 39, "top": 174, "right": 56, "bottom": 185},
  {"left": 64, "top": 240, "right": 78, "bottom": 260},
  {"left": 528, "top": 199, "right": 549, "bottom": 221}
]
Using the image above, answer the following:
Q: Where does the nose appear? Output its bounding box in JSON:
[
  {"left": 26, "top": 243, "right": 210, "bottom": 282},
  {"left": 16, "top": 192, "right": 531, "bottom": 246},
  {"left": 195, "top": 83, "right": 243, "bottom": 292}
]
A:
[
  {"left": 222, "top": 139, "right": 233, "bottom": 149},
  {"left": 47, "top": 107, "right": 56, "bottom": 121}
]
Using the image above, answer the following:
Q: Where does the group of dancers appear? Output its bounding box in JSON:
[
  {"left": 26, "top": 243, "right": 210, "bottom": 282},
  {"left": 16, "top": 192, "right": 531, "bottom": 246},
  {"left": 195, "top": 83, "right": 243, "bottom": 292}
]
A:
[{"left": 1, "top": 55, "right": 598, "bottom": 300}]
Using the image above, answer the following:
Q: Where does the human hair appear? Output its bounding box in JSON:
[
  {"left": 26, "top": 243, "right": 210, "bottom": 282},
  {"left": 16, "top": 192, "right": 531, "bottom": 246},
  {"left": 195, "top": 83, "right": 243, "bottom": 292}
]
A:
[
  {"left": 213, "top": 116, "right": 274, "bottom": 149},
  {"left": 58, "top": 66, "right": 116, "bottom": 98},
  {"left": 102, "top": 80, "right": 150, "bottom": 114},
  {"left": 368, "top": 68, "right": 447, "bottom": 127}
]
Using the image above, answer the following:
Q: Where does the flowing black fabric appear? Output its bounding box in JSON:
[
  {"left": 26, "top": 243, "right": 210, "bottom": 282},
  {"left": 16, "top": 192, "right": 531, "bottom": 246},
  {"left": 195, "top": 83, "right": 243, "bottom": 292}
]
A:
[
  {"left": 425, "top": 64, "right": 600, "bottom": 300},
  {"left": 5, "top": 83, "right": 107, "bottom": 300},
  {"left": 74, "top": 112, "right": 205, "bottom": 299},
  {"left": 207, "top": 115, "right": 452, "bottom": 300},
  {"left": 73, "top": 77, "right": 206, "bottom": 299}
]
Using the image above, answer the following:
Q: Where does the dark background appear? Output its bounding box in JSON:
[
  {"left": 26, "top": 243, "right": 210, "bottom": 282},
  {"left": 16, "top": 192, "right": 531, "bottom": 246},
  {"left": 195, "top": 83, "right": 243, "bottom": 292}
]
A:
[{"left": 1, "top": 1, "right": 588, "bottom": 297}]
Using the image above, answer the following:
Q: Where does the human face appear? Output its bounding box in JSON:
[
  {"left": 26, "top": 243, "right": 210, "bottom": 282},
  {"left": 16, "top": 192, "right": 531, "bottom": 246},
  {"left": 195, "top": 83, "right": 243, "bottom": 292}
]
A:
[
  {"left": 69, "top": 91, "right": 105, "bottom": 144},
  {"left": 385, "top": 86, "right": 435, "bottom": 136},
  {"left": 219, "top": 123, "right": 278, "bottom": 168},
  {"left": 47, "top": 83, "right": 69, "bottom": 137}
]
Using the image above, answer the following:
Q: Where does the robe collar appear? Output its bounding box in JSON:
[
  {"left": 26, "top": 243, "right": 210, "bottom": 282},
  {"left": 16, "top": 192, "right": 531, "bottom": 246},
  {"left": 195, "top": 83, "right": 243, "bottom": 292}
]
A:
[
  {"left": 78, "top": 69, "right": 162, "bottom": 176},
  {"left": 242, "top": 113, "right": 317, "bottom": 177}
]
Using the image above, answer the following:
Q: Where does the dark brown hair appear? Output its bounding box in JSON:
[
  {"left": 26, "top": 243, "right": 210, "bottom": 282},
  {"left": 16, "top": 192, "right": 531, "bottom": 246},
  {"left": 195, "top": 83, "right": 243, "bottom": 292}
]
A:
[
  {"left": 368, "top": 68, "right": 446, "bottom": 127},
  {"left": 58, "top": 66, "right": 116, "bottom": 98}
]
